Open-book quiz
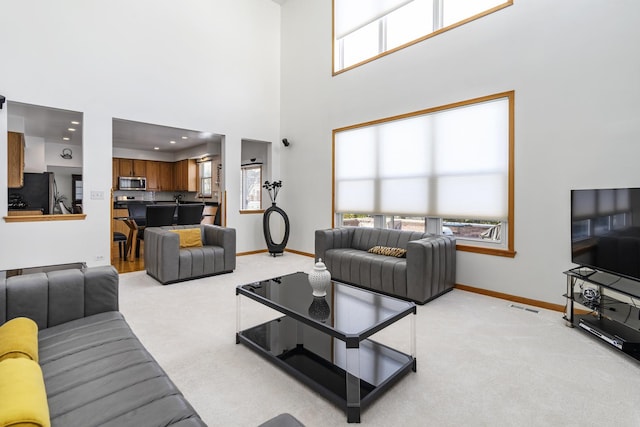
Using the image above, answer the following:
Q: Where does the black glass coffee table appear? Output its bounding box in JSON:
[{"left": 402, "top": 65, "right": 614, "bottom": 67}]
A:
[{"left": 236, "top": 272, "right": 417, "bottom": 423}]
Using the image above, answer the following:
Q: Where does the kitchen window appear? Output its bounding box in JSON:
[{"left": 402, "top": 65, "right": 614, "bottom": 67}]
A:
[
  {"left": 333, "top": 91, "right": 515, "bottom": 257},
  {"left": 198, "top": 159, "right": 212, "bottom": 198}
]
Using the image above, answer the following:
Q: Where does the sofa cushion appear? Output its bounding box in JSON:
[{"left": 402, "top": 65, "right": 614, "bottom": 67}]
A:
[
  {"left": 367, "top": 246, "right": 407, "bottom": 258},
  {"left": 0, "top": 358, "right": 50, "bottom": 427},
  {"left": 170, "top": 228, "right": 203, "bottom": 248},
  {"left": 0, "top": 317, "right": 39, "bottom": 362},
  {"left": 38, "top": 311, "right": 205, "bottom": 427},
  {"left": 178, "top": 246, "right": 225, "bottom": 280},
  {"left": 352, "top": 228, "right": 430, "bottom": 251}
]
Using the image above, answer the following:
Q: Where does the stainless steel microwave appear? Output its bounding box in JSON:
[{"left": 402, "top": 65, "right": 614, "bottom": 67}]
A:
[{"left": 119, "top": 176, "right": 147, "bottom": 191}]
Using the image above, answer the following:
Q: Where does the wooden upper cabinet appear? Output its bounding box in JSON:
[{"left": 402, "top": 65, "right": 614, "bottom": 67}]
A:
[
  {"left": 114, "top": 158, "right": 146, "bottom": 178},
  {"left": 116, "top": 158, "right": 145, "bottom": 177},
  {"left": 174, "top": 159, "right": 197, "bottom": 192},
  {"left": 158, "top": 161, "right": 174, "bottom": 191},
  {"left": 8, "top": 132, "right": 25, "bottom": 188},
  {"left": 146, "top": 161, "right": 160, "bottom": 191},
  {"left": 118, "top": 158, "right": 133, "bottom": 176},
  {"left": 112, "top": 158, "right": 194, "bottom": 192},
  {"left": 112, "top": 158, "right": 120, "bottom": 190},
  {"left": 132, "top": 160, "right": 146, "bottom": 177}
]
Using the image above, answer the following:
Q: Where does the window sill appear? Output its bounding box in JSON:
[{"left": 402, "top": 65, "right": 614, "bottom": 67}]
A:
[
  {"left": 457, "top": 243, "right": 516, "bottom": 258},
  {"left": 239, "top": 210, "right": 264, "bottom": 215},
  {"left": 4, "top": 214, "right": 87, "bottom": 223}
]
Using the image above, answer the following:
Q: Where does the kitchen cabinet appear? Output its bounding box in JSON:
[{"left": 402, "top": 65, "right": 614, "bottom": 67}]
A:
[
  {"left": 112, "top": 158, "right": 197, "bottom": 192},
  {"left": 112, "top": 158, "right": 120, "bottom": 190},
  {"left": 132, "top": 160, "right": 146, "bottom": 177},
  {"left": 117, "top": 158, "right": 146, "bottom": 177},
  {"left": 158, "top": 161, "right": 174, "bottom": 191},
  {"left": 174, "top": 159, "right": 197, "bottom": 192},
  {"left": 118, "top": 159, "right": 133, "bottom": 177},
  {"left": 8, "top": 132, "right": 25, "bottom": 188},
  {"left": 146, "top": 161, "right": 160, "bottom": 190}
]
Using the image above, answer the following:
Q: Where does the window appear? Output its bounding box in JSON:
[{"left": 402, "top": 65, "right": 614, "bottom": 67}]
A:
[
  {"left": 241, "top": 164, "right": 262, "bottom": 211},
  {"left": 333, "top": 0, "right": 512, "bottom": 73},
  {"left": 198, "top": 160, "right": 212, "bottom": 197},
  {"left": 333, "top": 91, "right": 515, "bottom": 257}
]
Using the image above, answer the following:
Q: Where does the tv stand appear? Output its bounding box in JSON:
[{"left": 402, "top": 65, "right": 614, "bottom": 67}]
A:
[{"left": 564, "top": 267, "right": 640, "bottom": 361}]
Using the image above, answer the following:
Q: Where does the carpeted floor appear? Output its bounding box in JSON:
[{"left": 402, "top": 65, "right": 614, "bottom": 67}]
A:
[{"left": 118, "top": 253, "right": 640, "bottom": 426}]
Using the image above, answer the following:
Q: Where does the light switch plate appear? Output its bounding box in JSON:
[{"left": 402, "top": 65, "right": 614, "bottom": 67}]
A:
[{"left": 90, "top": 191, "right": 104, "bottom": 200}]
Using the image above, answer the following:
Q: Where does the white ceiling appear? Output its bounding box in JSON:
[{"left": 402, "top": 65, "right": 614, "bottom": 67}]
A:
[
  {"left": 112, "top": 118, "right": 222, "bottom": 153},
  {"left": 8, "top": 101, "right": 83, "bottom": 146},
  {"left": 8, "top": 101, "right": 222, "bottom": 154}
]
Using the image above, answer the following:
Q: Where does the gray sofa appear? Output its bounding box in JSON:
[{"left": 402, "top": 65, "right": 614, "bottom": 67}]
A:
[
  {"left": 144, "top": 224, "right": 236, "bottom": 285},
  {"left": 0, "top": 266, "right": 205, "bottom": 427},
  {"left": 315, "top": 227, "right": 456, "bottom": 304},
  {"left": 0, "top": 266, "right": 304, "bottom": 427}
]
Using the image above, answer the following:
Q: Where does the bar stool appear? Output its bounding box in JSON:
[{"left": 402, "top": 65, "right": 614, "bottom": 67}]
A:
[{"left": 113, "top": 232, "right": 128, "bottom": 260}]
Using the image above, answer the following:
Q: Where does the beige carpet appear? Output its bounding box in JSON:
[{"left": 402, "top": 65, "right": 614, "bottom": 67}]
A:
[{"left": 118, "top": 253, "right": 640, "bottom": 426}]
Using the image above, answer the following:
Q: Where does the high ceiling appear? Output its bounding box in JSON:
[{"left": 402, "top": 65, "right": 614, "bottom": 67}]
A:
[{"left": 7, "top": 101, "right": 221, "bottom": 154}]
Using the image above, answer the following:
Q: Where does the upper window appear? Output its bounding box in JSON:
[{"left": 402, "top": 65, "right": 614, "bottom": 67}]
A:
[
  {"left": 333, "top": 91, "right": 515, "bottom": 257},
  {"left": 333, "top": 0, "right": 512, "bottom": 74}
]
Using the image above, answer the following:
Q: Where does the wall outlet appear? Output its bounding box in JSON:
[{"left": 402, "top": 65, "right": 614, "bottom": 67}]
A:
[
  {"left": 90, "top": 191, "right": 105, "bottom": 200},
  {"left": 95, "top": 255, "right": 105, "bottom": 261}
]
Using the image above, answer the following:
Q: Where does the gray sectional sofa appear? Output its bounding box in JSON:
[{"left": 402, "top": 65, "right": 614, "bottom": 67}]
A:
[
  {"left": 0, "top": 266, "right": 303, "bottom": 427},
  {"left": 315, "top": 227, "right": 456, "bottom": 304}
]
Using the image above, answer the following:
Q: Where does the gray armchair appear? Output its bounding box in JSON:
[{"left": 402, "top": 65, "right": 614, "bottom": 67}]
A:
[{"left": 144, "top": 224, "right": 236, "bottom": 284}]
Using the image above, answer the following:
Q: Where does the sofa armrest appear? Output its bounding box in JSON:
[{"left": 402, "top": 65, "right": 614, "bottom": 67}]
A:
[
  {"left": 0, "top": 266, "right": 119, "bottom": 329},
  {"left": 203, "top": 224, "right": 236, "bottom": 271},
  {"left": 144, "top": 228, "right": 181, "bottom": 284},
  {"left": 315, "top": 228, "right": 355, "bottom": 261},
  {"left": 406, "top": 235, "right": 456, "bottom": 304}
]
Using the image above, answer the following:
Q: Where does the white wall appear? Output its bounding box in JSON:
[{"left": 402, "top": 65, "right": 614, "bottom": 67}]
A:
[
  {"left": 279, "top": 0, "right": 640, "bottom": 305},
  {"left": 0, "top": 0, "right": 282, "bottom": 269}
]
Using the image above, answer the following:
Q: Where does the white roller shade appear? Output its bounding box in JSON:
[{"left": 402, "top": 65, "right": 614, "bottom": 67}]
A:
[
  {"left": 334, "top": 0, "right": 414, "bottom": 39},
  {"left": 335, "top": 95, "right": 510, "bottom": 219}
]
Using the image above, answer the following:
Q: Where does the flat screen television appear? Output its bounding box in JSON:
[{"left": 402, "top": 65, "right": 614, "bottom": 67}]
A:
[{"left": 571, "top": 187, "right": 640, "bottom": 282}]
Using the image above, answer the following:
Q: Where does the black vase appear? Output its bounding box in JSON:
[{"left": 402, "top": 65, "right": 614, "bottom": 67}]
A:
[{"left": 263, "top": 203, "right": 290, "bottom": 256}]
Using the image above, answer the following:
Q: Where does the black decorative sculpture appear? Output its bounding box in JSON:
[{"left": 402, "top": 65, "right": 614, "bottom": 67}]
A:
[{"left": 262, "top": 180, "right": 290, "bottom": 257}]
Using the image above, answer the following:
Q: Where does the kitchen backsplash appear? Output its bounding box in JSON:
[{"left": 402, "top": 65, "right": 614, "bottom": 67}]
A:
[{"left": 113, "top": 190, "right": 219, "bottom": 203}]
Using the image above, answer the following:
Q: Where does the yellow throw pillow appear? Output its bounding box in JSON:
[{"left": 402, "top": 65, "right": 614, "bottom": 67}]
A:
[
  {"left": 169, "top": 228, "right": 203, "bottom": 248},
  {"left": 0, "top": 358, "right": 51, "bottom": 427},
  {"left": 0, "top": 317, "right": 39, "bottom": 362},
  {"left": 368, "top": 245, "right": 407, "bottom": 258}
]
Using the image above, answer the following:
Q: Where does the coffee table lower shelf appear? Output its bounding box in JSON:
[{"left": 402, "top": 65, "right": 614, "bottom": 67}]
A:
[{"left": 237, "top": 317, "right": 416, "bottom": 423}]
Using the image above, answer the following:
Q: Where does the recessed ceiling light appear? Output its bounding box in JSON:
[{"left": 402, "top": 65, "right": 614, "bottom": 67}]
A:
[
  {"left": 71, "top": 121, "right": 80, "bottom": 125},
  {"left": 170, "top": 140, "right": 176, "bottom": 144},
  {"left": 154, "top": 147, "right": 160, "bottom": 150},
  {"left": 181, "top": 136, "right": 188, "bottom": 139},
  {"left": 68, "top": 127, "right": 76, "bottom": 132},
  {"left": 63, "top": 137, "right": 70, "bottom": 141}
]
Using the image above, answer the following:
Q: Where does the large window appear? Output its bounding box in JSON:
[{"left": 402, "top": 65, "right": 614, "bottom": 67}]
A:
[
  {"left": 333, "top": 91, "right": 515, "bottom": 257},
  {"left": 333, "top": 0, "right": 512, "bottom": 73}
]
